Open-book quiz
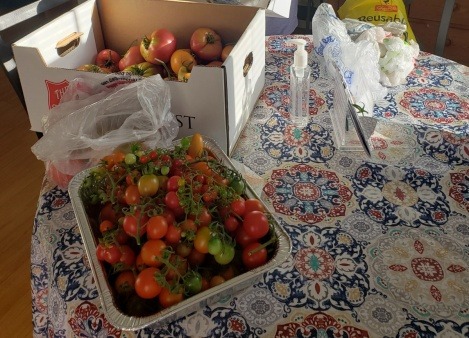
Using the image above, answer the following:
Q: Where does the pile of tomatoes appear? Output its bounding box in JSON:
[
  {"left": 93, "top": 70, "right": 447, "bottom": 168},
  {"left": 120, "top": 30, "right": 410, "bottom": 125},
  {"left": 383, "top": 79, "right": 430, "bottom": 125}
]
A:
[
  {"left": 78, "top": 27, "right": 234, "bottom": 83},
  {"left": 80, "top": 134, "right": 277, "bottom": 316}
]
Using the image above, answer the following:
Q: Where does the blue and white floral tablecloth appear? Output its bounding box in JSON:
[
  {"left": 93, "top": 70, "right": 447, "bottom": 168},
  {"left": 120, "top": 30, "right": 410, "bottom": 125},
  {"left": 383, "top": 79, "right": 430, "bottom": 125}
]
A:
[{"left": 32, "top": 35, "right": 469, "bottom": 337}]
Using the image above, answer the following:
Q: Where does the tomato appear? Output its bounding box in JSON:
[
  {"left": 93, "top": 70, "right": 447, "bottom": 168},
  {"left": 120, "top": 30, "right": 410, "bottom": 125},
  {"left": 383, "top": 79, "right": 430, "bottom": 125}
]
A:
[
  {"left": 125, "top": 153, "right": 137, "bottom": 165},
  {"left": 136, "top": 253, "right": 147, "bottom": 272},
  {"left": 235, "top": 226, "right": 256, "bottom": 248},
  {"left": 184, "top": 271, "right": 203, "bottom": 295},
  {"left": 165, "top": 254, "right": 188, "bottom": 281},
  {"left": 170, "top": 49, "right": 197, "bottom": 74},
  {"left": 207, "top": 237, "right": 223, "bottom": 255},
  {"left": 99, "top": 202, "right": 116, "bottom": 223},
  {"left": 104, "top": 244, "right": 122, "bottom": 265},
  {"left": 194, "top": 226, "right": 211, "bottom": 254},
  {"left": 164, "top": 191, "right": 181, "bottom": 210},
  {"left": 165, "top": 224, "right": 182, "bottom": 245},
  {"left": 188, "top": 247, "right": 206, "bottom": 266},
  {"left": 221, "top": 44, "right": 234, "bottom": 62},
  {"left": 135, "top": 267, "right": 162, "bottom": 299},
  {"left": 119, "top": 245, "right": 136, "bottom": 267},
  {"left": 122, "top": 210, "right": 148, "bottom": 239},
  {"left": 125, "top": 185, "right": 141, "bottom": 205},
  {"left": 138, "top": 174, "right": 160, "bottom": 197},
  {"left": 242, "top": 242, "right": 268, "bottom": 270},
  {"left": 209, "top": 275, "right": 226, "bottom": 288},
  {"left": 114, "top": 270, "right": 136, "bottom": 295},
  {"left": 76, "top": 64, "right": 110, "bottom": 73},
  {"left": 206, "top": 60, "right": 223, "bottom": 67},
  {"left": 147, "top": 215, "right": 168, "bottom": 239},
  {"left": 244, "top": 198, "right": 266, "bottom": 213},
  {"left": 224, "top": 215, "right": 240, "bottom": 233},
  {"left": 180, "top": 219, "right": 197, "bottom": 238},
  {"left": 99, "top": 220, "right": 115, "bottom": 233},
  {"left": 96, "top": 244, "right": 107, "bottom": 261},
  {"left": 95, "top": 48, "right": 121, "bottom": 72},
  {"left": 220, "top": 264, "right": 237, "bottom": 280},
  {"left": 229, "top": 178, "right": 245, "bottom": 196},
  {"left": 166, "top": 175, "right": 182, "bottom": 192},
  {"left": 230, "top": 197, "right": 246, "bottom": 217},
  {"left": 140, "top": 28, "right": 177, "bottom": 64},
  {"left": 176, "top": 242, "right": 192, "bottom": 258},
  {"left": 190, "top": 27, "right": 223, "bottom": 62},
  {"left": 159, "top": 287, "right": 184, "bottom": 308},
  {"left": 140, "top": 239, "right": 166, "bottom": 267},
  {"left": 123, "top": 62, "right": 165, "bottom": 77},
  {"left": 214, "top": 244, "right": 235, "bottom": 265},
  {"left": 119, "top": 45, "right": 146, "bottom": 71},
  {"left": 188, "top": 206, "right": 212, "bottom": 228},
  {"left": 242, "top": 211, "right": 269, "bottom": 239},
  {"left": 188, "top": 133, "right": 204, "bottom": 158}
]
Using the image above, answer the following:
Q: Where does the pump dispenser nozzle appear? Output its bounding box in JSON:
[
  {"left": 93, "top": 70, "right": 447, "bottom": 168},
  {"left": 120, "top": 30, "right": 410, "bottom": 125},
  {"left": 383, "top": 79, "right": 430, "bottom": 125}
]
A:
[{"left": 290, "top": 39, "right": 308, "bottom": 78}]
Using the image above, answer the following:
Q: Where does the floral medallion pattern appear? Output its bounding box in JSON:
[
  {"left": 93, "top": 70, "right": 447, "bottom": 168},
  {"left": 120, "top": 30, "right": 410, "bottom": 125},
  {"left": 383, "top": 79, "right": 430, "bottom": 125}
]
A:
[
  {"left": 263, "top": 223, "right": 369, "bottom": 312},
  {"left": 369, "top": 228, "right": 469, "bottom": 318},
  {"left": 352, "top": 163, "right": 450, "bottom": 227},
  {"left": 407, "top": 55, "right": 453, "bottom": 88},
  {"left": 260, "top": 113, "right": 334, "bottom": 163},
  {"left": 274, "top": 311, "right": 370, "bottom": 337},
  {"left": 396, "top": 318, "right": 469, "bottom": 337},
  {"left": 447, "top": 167, "right": 469, "bottom": 213},
  {"left": 398, "top": 88, "right": 469, "bottom": 135},
  {"left": 414, "top": 125, "right": 469, "bottom": 166},
  {"left": 69, "top": 301, "right": 121, "bottom": 338},
  {"left": 263, "top": 164, "right": 354, "bottom": 224}
]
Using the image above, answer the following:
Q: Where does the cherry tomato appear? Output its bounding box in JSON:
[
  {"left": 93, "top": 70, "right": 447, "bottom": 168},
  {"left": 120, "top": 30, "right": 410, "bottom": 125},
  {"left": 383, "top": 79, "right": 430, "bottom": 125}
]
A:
[
  {"left": 138, "top": 174, "right": 159, "bottom": 197},
  {"left": 122, "top": 210, "right": 148, "bottom": 239},
  {"left": 207, "top": 237, "right": 223, "bottom": 255},
  {"left": 184, "top": 271, "right": 203, "bottom": 295},
  {"left": 188, "top": 247, "right": 206, "bottom": 266},
  {"left": 159, "top": 287, "right": 184, "bottom": 308},
  {"left": 119, "top": 245, "right": 136, "bottom": 267},
  {"left": 147, "top": 215, "right": 169, "bottom": 239},
  {"left": 214, "top": 244, "right": 235, "bottom": 265},
  {"left": 194, "top": 226, "right": 211, "bottom": 254},
  {"left": 135, "top": 267, "right": 162, "bottom": 299},
  {"left": 140, "top": 239, "right": 166, "bottom": 267},
  {"left": 124, "top": 184, "right": 141, "bottom": 205},
  {"left": 165, "top": 224, "right": 182, "bottom": 245},
  {"left": 99, "top": 220, "right": 115, "bottom": 233},
  {"left": 114, "top": 270, "right": 136, "bottom": 295},
  {"left": 165, "top": 191, "right": 181, "bottom": 210},
  {"left": 176, "top": 242, "right": 193, "bottom": 258},
  {"left": 165, "top": 254, "right": 188, "bottom": 281},
  {"left": 224, "top": 215, "right": 240, "bottom": 233},
  {"left": 230, "top": 197, "right": 246, "bottom": 217},
  {"left": 187, "top": 133, "right": 204, "bottom": 158},
  {"left": 242, "top": 242, "right": 268, "bottom": 270},
  {"left": 96, "top": 244, "right": 107, "bottom": 261},
  {"left": 244, "top": 198, "right": 266, "bottom": 213},
  {"left": 99, "top": 202, "right": 116, "bottom": 223},
  {"left": 242, "top": 211, "right": 269, "bottom": 239},
  {"left": 189, "top": 206, "right": 212, "bottom": 228},
  {"left": 209, "top": 275, "right": 226, "bottom": 288},
  {"left": 235, "top": 226, "right": 257, "bottom": 248},
  {"left": 104, "top": 244, "right": 122, "bottom": 265},
  {"left": 229, "top": 178, "right": 245, "bottom": 195},
  {"left": 166, "top": 175, "right": 182, "bottom": 192}
]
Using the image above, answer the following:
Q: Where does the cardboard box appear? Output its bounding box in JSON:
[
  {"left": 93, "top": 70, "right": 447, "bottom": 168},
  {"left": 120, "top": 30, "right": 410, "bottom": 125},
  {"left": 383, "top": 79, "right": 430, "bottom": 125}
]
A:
[{"left": 12, "top": 0, "right": 266, "bottom": 155}]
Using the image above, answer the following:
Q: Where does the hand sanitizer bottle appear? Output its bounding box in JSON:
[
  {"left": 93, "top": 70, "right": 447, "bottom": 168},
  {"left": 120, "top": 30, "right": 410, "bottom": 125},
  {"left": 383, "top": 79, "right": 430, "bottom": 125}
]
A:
[{"left": 289, "top": 39, "right": 310, "bottom": 128}]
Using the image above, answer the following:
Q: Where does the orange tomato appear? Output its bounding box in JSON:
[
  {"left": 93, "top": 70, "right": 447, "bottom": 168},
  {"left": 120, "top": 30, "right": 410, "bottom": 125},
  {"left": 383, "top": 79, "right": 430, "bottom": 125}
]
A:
[
  {"left": 188, "top": 133, "right": 204, "bottom": 158},
  {"left": 170, "top": 49, "right": 197, "bottom": 74}
]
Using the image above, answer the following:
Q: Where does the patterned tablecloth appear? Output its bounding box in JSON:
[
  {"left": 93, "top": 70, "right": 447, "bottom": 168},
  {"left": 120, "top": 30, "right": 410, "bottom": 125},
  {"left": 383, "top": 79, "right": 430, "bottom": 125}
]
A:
[{"left": 32, "top": 35, "right": 469, "bottom": 337}]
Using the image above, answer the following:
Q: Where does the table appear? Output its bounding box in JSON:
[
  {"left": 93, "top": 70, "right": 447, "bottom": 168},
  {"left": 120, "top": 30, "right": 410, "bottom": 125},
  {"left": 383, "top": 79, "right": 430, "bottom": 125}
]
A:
[{"left": 32, "top": 35, "right": 469, "bottom": 337}]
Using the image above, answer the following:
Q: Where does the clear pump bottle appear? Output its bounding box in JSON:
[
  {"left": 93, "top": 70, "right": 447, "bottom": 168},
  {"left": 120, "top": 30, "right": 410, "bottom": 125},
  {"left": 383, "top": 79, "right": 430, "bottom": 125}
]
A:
[{"left": 289, "top": 39, "right": 310, "bottom": 128}]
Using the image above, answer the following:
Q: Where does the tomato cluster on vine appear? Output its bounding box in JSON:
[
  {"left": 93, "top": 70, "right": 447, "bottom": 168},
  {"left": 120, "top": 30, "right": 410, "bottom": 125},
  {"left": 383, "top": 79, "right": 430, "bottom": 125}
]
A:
[{"left": 80, "top": 134, "right": 278, "bottom": 316}]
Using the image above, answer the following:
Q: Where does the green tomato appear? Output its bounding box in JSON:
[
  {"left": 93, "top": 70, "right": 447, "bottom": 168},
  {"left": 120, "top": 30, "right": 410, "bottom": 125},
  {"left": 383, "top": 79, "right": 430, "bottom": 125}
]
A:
[
  {"left": 184, "top": 271, "right": 203, "bottom": 295},
  {"left": 214, "top": 244, "right": 235, "bottom": 265},
  {"left": 229, "top": 178, "right": 245, "bottom": 195},
  {"left": 207, "top": 237, "right": 223, "bottom": 255},
  {"left": 125, "top": 153, "right": 137, "bottom": 165}
]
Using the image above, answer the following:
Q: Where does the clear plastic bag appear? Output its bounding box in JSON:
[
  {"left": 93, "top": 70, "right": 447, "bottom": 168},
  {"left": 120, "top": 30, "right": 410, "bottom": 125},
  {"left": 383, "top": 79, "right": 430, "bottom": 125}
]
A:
[{"left": 31, "top": 74, "right": 179, "bottom": 188}]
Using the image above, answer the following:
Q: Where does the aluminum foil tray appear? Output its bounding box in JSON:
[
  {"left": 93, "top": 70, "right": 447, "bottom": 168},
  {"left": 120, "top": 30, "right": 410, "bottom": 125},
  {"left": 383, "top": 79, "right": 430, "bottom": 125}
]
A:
[{"left": 69, "top": 136, "right": 292, "bottom": 330}]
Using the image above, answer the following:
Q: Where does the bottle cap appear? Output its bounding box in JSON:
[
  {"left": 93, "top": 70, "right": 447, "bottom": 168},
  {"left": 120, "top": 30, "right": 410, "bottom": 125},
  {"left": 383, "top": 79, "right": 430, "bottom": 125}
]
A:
[{"left": 290, "top": 39, "right": 308, "bottom": 69}]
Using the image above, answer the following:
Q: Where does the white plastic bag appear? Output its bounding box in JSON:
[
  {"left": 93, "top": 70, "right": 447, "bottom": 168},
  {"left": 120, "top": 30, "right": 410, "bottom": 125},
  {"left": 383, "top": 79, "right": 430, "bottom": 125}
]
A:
[
  {"left": 312, "top": 3, "right": 387, "bottom": 116},
  {"left": 31, "top": 74, "right": 179, "bottom": 188}
]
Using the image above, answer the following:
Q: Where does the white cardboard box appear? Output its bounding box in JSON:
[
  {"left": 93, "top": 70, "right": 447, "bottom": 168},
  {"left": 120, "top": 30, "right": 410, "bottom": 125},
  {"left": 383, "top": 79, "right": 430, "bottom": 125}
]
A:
[{"left": 12, "top": 0, "right": 266, "bottom": 155}]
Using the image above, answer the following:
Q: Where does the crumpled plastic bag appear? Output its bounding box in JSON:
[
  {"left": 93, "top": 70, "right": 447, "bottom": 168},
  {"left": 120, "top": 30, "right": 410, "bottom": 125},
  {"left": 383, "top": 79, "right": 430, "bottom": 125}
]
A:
[
  {"left": 31, "top": 74, "right": 179, "bottom": 188},
  {"left": 312, "top": 3, "right": 387, "bottom": 116}
]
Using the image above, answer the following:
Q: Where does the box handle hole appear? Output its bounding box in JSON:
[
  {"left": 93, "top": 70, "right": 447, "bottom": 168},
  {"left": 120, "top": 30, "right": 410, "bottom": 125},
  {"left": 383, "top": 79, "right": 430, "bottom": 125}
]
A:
[
  {"left": 243, "top": 52, "right": 253, "bottom": 77},
  {"left": 56, "top": 32, "right": 83, "bottom": 57}
]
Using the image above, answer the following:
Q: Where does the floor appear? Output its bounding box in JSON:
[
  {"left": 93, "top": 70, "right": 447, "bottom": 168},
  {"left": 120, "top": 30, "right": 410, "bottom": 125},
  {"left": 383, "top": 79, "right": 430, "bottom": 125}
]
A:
[{"left": 0, "top": 69, "right": 44, "bottom": 337}]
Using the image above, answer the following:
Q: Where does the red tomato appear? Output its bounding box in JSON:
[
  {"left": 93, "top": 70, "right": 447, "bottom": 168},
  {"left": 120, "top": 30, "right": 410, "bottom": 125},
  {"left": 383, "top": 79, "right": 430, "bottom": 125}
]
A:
[
  {"left": 230, "top": 197, "right": 246, "bottom": 217},
  {"left": 159, "top": 287, "right": 184, "bottom": 308},
  {"left": 164, "top": 191, "right": 181, "bottom": 210},
  {"left": 235, "top": 226, "right": 257, "bottom": 248},
  {"left": 190, "top": 28, "right": 223, "bottom": 61},
  {"left": 125, "top": 185, "right": 141, "bottom": 205},
  {"left": 188, "top": 206, "right": 212, "bottom": 228},
  {"left": 140, "top": 239, "right": 166, "bottom": 267},
  {"left": 147, "top": 215, "right": 169, "bottom": 239},
  {"left": 122, "top": 208, "right": 148, "bottom": 240},
  {"left": 166, "top": 175, "right": 182, "bottom": 192},
  {"left": 135, "top": 267, "right": 162, "bottom": 299},
  {"left": 242, "top": 211, "right": 269, "bottom": 239},
  {"left": 103, "top": 244, "right": 122, "bottom": 265},
  {"left": 119, "top": 45, "right": 145, "bottom": 71},
  {"left": 242, "top": 242, "right": 268, "bottom": 270},
  {"left": 114, "top": 270, "right": 136, "bottom": 295},
  {"left": 96, "top": 244, "right": 107, "bottom": 261},
  {"left": 188, "top": 247, "right": 206, "bottom": 266},
  {"left": 140, "top": 28, "right": 177, "bottom": 64},
  {"left": 99, "top": 220, "right": 115, "bottom": 233},
  {"left": 95, "top": 48, "right": 121, "bottom": 72},
  {"left": 99, "top": 202, "right": 116, "bottom": 223},
  {"left": 224, "top": 215, "right": 240, "bottom": 233},
  {"left": 119, "top": 245, "right": 136, "bottom": 268},
  {"left": 165, "top": 224, "right": 182, "bottom": 245},
  {"left": 244, "top": 198, "right": 266, "bottom": 213}
]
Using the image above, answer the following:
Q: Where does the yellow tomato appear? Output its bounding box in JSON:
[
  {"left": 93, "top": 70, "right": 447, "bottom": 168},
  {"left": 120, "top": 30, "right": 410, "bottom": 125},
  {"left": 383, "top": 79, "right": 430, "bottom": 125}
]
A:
[{"left": 170, "top": 49, "right": 197, "bottom": 74}]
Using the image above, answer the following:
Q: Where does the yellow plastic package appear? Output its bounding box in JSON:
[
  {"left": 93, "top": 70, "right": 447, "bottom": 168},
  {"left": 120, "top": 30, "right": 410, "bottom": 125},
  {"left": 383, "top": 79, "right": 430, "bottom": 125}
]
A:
[{"left": 338, "top": 0, "right": 416, "bottom": 42}]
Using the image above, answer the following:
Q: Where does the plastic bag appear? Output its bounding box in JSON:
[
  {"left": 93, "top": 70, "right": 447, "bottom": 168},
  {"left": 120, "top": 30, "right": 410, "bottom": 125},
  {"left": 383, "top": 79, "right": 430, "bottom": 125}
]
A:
[
  {"left": 312, "top": 3, "right": 387, "bottom": 116},
  {"left": 337, "top": 0, "right": 416, "bottom": 42},
  {"left": 31, "top": 74, "right": 179, "bottom": 188}
]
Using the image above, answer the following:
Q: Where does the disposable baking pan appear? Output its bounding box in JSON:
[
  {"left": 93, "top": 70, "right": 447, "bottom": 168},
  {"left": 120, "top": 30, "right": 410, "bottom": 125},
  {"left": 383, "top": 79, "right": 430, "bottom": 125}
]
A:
[{"left": 69, "top": 136, "right": 292, "bottom": 330}]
